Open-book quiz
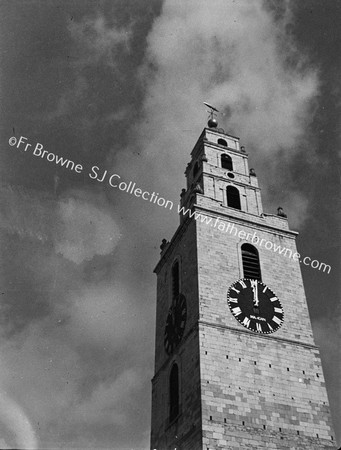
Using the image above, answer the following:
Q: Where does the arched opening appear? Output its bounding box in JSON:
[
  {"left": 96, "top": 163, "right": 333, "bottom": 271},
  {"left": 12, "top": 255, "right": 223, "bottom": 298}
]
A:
[
  {"left": 169, "top": 363, "right": 179, "bottom": 422},
  {"left": 227, "top": 185, "right": 241, "bottom": 210},
  {"left": 221, "top": 154, "right": 233, "bottom": 171},
  {"left": 241, "top": 244, "right": 261, "bottom": 280},
  {"left": 218, "top": 138, "right": 227, "bottom": 147},
  {"left": 172, "top": 260, "right": 180, "bottom": 300}
]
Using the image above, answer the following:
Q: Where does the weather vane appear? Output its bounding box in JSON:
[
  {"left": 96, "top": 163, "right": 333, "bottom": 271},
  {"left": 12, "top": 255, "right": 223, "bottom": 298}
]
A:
[{"left": 203, "top": 101, "right": 219, "bottom": 128}]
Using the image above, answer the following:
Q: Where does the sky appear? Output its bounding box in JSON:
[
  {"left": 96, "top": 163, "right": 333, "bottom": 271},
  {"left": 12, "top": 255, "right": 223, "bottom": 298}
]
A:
[{"left": 0, "top": 0, "right": 340, "bottom": 449}]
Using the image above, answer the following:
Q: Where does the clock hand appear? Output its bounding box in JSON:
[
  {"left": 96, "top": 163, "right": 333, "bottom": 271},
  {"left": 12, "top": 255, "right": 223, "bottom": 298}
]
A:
[{"left": 250, "top": 280, "right": 259, "bottom": 307}]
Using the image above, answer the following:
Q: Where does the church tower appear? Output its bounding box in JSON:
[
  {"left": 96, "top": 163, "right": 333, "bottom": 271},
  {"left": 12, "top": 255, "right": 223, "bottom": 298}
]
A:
[{"left": 150, "top": 117, "right": 335, "bottom": 449}]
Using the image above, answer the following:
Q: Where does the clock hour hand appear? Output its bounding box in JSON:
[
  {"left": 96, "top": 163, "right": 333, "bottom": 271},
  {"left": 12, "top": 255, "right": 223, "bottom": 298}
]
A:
[{"left": 250, "top": 280, "right": 259, "bottom": 307}]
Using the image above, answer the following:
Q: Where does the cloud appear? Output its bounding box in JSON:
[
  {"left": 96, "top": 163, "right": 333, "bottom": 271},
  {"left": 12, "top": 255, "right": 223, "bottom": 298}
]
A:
[
  {"left": 44, "top": 74, "right": 89, "bottom": 121},
  {"left": 68, "top": 14, "right": 132, "bottom": 68},
  {"left": 0, "top": 390, "right": 38, "bottom": 450},
  {"left": 0, "top": 180, "right": 149, "bottom": 447},
  {"left": 0, "top": 273, "right": 151, "bottom": 448},
  {"left": 0, "top": 323, "right": 82, "bottom": 449},
  {"left": 0, "top": 438, "right": 11, "bottom": 449},
  {"left": 67, "top": 283, "right": 144, "bottom": 348},
  {"left": 112, "top": 0, "right": 318, "bottom": 229},
  {"left": 55, "top": 193, "right": 121, "bottom": 264},
  {"left": 0, "top": 184, "right": 55, "bottom": 242},
  {"left": 44, "top": 13, "right": 133, "bottom": 124},
  {"left": 71, "top": 368, "right": 143, "bottom": 427},
  {"left": 0, "top": 185, "right": 121, "bottom": 264},
  {"left": 144, "top": 0, "right": 317, "bottom": 146}
]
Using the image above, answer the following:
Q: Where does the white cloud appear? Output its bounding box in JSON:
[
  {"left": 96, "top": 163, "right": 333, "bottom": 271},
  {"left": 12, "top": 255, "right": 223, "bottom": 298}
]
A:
[
  {"left": 55, "top": 193, "right": 121, "bottom": 264},
  {"left": 0, "top": 390, "right": 38, "bottom": 450},
  {"left": 142, "top": 0, "right": 317, "bottom": 150},
  {"left": 113, "top": 0, "right": 318, "bottom": 229},
  {"left": 0, "top": 185, "right": 121, "bottom": 264}
]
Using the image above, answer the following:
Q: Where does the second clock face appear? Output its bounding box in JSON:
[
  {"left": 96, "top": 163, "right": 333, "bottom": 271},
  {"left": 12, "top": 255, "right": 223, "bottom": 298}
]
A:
[{"left": 227, "top": 278, "right": 284, "bottom": 334}]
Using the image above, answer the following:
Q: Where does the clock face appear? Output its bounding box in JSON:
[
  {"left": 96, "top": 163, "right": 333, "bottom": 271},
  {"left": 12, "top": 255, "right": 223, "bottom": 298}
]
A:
[
  {"left": 164, "top": 294, "right": 187, "bottom": 354},
  {"left": 227, "top": 278, "right": 284, "bottom": 334}
]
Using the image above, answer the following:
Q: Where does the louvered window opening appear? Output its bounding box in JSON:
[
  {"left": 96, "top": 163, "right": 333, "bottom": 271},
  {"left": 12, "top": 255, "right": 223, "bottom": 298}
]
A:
[{"left": 242, "top": 247, "right": 261, "bottom": 280}]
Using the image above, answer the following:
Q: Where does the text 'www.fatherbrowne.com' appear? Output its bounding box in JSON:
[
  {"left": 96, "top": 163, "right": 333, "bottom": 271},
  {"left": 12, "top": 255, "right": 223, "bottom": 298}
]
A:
[{"left": 8, "top": 135, "right": 331, "bottom": 274}]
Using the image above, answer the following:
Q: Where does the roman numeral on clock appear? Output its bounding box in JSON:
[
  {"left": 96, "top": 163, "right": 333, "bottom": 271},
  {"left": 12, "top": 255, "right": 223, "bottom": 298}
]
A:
[
  {"left": 232, "top": 307, "right": 242, "bottom": 316},
  {"left": 242, "top": 317, "right": 250, "bottom": 328},
  {"left": 239, "top": 280, "right": 247, "bottom": 289},
  {"left": 272, "top": 315, "right": 282, "bottom": 325},
  {"left": 256, "top": 323, "right": 262, "bottom": 332}
]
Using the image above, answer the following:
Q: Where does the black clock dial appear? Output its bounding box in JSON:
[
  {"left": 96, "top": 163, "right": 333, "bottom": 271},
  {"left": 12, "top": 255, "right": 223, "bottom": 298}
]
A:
[
  {"left": 164, "top": 294, "right": 187, "bottom": 354},
  {"left": 227, "top": 278, "right": 284, "bottom": 334}
]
